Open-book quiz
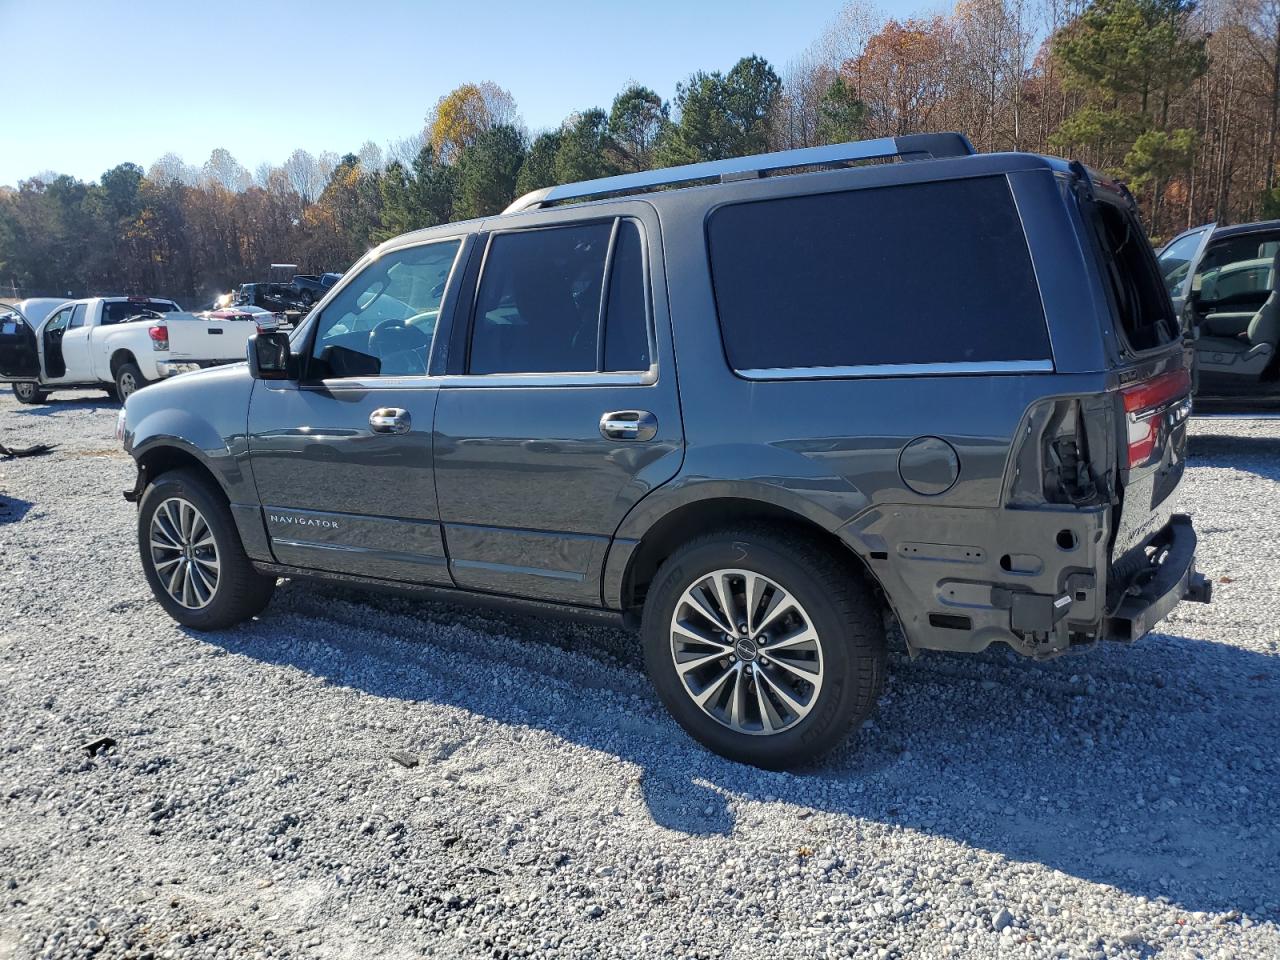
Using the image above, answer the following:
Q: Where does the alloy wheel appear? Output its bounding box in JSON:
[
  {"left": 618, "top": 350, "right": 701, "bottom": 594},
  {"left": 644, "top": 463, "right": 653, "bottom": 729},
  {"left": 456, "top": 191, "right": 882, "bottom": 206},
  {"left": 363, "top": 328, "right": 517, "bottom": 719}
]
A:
[
  {"left": 149, "top": 497, "right": 220, "bottom": 609},
  {"left": 669, "top": 568, "right": 824, "bottom": 736},
  {"left": 118, "top": 371, "right": 137, "bottom": 399}
]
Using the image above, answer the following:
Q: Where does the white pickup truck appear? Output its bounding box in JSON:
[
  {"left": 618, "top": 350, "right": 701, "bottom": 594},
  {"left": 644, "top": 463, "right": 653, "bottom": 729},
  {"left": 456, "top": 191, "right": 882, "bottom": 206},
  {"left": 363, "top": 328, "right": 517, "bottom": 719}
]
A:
[{"left": 0, "top": 297, "right": 262, "bottom": 404}]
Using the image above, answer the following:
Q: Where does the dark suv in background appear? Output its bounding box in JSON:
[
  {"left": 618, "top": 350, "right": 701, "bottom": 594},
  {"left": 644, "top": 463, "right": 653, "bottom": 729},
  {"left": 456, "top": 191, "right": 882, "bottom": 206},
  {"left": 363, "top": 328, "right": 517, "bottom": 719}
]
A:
[{"left": 119, "top": 133, "right": 1211, "bottom": 768}]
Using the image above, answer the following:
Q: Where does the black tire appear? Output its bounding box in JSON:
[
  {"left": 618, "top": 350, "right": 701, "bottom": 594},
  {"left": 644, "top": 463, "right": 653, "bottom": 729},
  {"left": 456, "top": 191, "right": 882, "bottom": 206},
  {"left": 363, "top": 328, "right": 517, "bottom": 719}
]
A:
[
  {"left": 11, "top": 382, "right": 49, "bottom": 404},
  {"left": 641, "top": 526, "right": 886, "bottom": 769},
  {"left": 137, "top": 468, "right": 276, "bottom": 630},
  {"left": 300, "top": 290, "right": 313, "bottom": 306},
  {"left": 115, "top": 362, "right": 147, "bottom": 402}
]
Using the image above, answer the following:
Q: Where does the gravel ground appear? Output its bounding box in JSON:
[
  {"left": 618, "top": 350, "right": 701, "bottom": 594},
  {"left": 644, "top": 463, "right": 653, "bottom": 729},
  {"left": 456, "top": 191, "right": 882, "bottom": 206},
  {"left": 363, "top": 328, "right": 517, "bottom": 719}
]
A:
[{"left": 1, "top": 390, "right": 1278, "bottom": 960}]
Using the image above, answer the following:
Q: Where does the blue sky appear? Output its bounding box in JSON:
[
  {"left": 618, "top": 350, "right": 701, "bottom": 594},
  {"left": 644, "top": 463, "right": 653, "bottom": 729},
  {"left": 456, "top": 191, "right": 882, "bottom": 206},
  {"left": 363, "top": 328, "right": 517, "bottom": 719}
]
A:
[{"left": 1, "top": 0, "right": 926, "bottom": 188}]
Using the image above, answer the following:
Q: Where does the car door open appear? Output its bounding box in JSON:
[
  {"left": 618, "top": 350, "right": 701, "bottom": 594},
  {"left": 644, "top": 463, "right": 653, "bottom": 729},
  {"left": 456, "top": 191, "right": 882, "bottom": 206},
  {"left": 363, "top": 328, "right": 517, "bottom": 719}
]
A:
[{"left": 0, "top": 304, "right": 41, "bottom": 382}]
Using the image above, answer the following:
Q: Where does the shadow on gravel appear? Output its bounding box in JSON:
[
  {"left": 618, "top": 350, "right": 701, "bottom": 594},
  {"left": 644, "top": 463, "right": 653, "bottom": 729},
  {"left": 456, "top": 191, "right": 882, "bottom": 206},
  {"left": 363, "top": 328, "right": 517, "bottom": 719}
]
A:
[
  {"left": 0, "top": 496, "right": 33, "bottom": 523},
  {"left": 1187, "top": 434, "right": 1280, "bottom": 481},
  {"left": 201, "top": 583, "right": 1279, "bottom": 919},
  {"left": 10, "top": 395, "right": 116, "bottom": 417}
]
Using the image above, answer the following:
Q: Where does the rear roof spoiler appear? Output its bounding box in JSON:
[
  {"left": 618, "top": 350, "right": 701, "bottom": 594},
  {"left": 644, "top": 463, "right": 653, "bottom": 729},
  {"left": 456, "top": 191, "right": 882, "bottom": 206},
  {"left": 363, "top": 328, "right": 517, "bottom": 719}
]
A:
[{"left": 503, "top": 132, "right": 977, "bottom": 214}]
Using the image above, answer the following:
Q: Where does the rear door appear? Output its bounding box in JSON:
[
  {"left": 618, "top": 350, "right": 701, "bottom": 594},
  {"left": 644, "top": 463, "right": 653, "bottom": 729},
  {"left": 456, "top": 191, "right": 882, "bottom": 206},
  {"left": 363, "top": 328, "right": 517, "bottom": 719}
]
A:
[
  {"left": 432, "top": 205, "right": 682, "bottom": 606},
  {"left": 246, "top": 234, "right": 469, "bottom": 582},
  {"left": 0, "top": 304, "right": 40, "bottom": 382}
]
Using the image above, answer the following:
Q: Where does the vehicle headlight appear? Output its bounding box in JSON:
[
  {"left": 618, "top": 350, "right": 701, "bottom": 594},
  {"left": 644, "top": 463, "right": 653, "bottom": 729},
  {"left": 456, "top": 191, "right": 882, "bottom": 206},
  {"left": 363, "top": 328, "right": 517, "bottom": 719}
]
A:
[{"left": 115, "top": 407, "right": 128, "bottom": 445}]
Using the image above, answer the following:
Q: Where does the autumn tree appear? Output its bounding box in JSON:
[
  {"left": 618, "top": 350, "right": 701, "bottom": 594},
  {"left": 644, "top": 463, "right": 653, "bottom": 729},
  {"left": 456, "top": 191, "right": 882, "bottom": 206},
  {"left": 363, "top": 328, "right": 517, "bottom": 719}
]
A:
[{"left": 428, "top": 82, "right": 520, "bottom": 162}]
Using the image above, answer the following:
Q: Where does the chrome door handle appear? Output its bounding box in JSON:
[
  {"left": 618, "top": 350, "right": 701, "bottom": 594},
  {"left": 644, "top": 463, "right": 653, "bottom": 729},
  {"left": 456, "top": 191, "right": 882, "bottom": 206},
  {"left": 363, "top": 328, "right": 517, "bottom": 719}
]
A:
[
  {"left": 369, "top": 407, "right": 411, "bottom": 434},
  {"left": 600, "top": 410, "right": 657, "bottom": 441}
]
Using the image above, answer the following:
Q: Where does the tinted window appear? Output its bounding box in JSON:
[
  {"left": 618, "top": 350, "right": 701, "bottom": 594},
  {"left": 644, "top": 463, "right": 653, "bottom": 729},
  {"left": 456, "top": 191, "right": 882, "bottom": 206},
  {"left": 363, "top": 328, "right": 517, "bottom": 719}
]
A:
[
  {"left": 604, "top": 220, "right": 651, "bottom": 371},
  {"left": 68, "top": 304, "right": 86, "bottom": 329},
  {"left": 469, "top": 223, "right": 612, "bottom": 374},
  {"left": 309, "top": 238, "right": 461, "bottom": 379},
  {"left": 707, "top": 177, "right": 1051, "bottom": 371},
  {"left": 1086, "top": 200, "right": 1177, "bottom": 351},
  {"left": 102, "top": 300, "right": 177, "bottom": 325}
]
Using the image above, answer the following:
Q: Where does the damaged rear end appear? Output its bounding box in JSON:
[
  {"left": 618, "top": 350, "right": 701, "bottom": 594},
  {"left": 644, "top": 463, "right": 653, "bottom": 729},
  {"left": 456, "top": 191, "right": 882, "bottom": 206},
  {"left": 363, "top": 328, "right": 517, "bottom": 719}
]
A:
[
  {"left": 845, "top": 162, "right": 1211, "bottom": 660},
  {"left": 997, "top": 167, "right": 1212, "bottom": 654}
]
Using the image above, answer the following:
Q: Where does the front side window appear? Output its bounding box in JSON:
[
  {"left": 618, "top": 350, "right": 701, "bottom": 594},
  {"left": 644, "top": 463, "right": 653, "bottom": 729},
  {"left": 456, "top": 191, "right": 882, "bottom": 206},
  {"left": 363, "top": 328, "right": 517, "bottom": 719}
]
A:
[
  {"left": 468, "top": 219, "right": 652, "bottom": 375},
  {"left": 308, "top": 238, "right": 462, "bottom": 379},
  {"left": 1157, "top": 229, "right": 1207, "bottom": 296},
  {"left": 68, "top": 304, "right": 86, "bottom": 329},
  {"left": 706, "top": 176, "right": 1052, "bottom": 372},
  {"left": 45, "top": 307, "right": 71, "bottom": 334}
]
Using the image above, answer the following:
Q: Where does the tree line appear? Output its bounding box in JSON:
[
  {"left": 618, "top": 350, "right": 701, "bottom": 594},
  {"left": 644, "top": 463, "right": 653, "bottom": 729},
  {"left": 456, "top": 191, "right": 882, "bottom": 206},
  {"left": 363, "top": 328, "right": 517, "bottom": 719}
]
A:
[{"left": 3, "top": 0, "right": 1277, "bottom": 303}]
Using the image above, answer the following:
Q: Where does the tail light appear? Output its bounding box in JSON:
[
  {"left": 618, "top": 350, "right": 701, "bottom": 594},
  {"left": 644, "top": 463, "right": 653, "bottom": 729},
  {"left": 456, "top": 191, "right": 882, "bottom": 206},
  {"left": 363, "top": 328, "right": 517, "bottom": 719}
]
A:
[
  {"left": 148, "top": 324, "right": 169, "bottom": 352},
  {"left": 1121, "top": 368, "right": 1191, "bottom": 467}
]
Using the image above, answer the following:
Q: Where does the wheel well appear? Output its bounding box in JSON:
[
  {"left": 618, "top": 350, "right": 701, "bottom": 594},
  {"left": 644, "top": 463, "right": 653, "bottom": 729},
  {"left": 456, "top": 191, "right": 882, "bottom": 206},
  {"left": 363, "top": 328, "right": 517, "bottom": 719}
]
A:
[
  {"left": 137, "top": 446, "right": 227, "bottom": 503},
  {"left": 621, "top": 498, "right": 881, "bottom": 612},
  {"left": 109, "top": 349, "right": 137, "bottom": 379}
]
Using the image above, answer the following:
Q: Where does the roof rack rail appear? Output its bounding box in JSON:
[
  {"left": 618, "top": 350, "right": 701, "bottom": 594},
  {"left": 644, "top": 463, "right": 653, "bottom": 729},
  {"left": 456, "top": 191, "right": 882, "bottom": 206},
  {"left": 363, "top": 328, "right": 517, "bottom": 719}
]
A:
[{"left": 503, "top": 132, "right": 975, "bottom": 214}]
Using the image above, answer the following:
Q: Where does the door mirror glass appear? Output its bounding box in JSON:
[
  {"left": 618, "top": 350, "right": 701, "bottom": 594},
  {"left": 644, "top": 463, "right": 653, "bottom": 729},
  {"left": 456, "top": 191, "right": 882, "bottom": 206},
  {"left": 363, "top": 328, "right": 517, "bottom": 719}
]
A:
[{"left": 248, "top": 331, "right": 293, "bottom": 380}]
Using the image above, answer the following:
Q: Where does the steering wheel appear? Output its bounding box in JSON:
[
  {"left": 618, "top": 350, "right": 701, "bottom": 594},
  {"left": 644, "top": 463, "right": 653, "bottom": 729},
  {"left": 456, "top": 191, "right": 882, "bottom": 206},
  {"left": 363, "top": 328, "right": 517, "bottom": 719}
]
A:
[{"left": 368, "top": 319, "right": 430, "bottom": 374}]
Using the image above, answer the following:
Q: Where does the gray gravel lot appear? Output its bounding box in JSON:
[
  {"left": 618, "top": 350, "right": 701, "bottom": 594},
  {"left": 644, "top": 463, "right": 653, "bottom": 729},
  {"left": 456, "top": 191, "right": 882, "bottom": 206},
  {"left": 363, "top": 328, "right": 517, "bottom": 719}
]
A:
[{"left": 1, "top": 389, "right": 1278, "bottom": 960}]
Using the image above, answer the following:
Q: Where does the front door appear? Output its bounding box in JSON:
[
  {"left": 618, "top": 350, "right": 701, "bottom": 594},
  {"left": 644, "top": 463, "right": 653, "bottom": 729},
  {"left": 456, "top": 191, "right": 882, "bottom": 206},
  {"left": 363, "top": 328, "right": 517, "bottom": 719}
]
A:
[
  {"left": 1158, "top": 224, "right": 1215, "bottom": 320},
  {"left": 433, "top": 210, "right": 683, "bottom": 606},
  {"left": 0, "top": 304, "right": 40, "bottom": 382},
  {"left": 246, "top": 235, "right": 468, "bottom": 583},
  {"left": 39, "top": 304, "right": 73, "bottom": 380}
]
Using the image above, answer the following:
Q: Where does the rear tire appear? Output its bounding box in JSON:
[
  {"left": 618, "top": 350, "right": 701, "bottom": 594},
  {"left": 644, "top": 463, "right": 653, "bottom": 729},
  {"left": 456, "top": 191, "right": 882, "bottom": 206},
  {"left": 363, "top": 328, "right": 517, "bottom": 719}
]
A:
[
  {"left": 12, "top": 382, "right": 48, "bottom": 404},
  {"left": 115, "top": 363, "right": 146, "bottom": 402},
  {"left": 641, "top": 526, "right": 886, "bottom": 769},
  {"left": 137, "top": 468, "right": 276, "bottom": 630}
]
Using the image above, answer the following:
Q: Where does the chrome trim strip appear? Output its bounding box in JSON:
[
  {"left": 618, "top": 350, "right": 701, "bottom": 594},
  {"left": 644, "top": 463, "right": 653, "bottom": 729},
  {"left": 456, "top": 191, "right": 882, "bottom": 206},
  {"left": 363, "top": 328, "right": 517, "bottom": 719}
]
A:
[
  {"left": 272, "top": 538, "right": 448, "bottom": 567},
  {"left": 450, "top": 558, "right": 587, "bottom": 582},
  {"left": 736, "top": 360, "right": 1054, "bottom": 380},
  {"left": 438, "top": 369, "right": 657, "bottom": 388}
]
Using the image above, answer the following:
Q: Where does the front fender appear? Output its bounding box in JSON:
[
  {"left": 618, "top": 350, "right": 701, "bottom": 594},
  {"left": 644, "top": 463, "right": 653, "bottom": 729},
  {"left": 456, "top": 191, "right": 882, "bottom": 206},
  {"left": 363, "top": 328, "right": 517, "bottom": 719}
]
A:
[{"left": 123, "top": 365, "right": 255, "bottom": 503}]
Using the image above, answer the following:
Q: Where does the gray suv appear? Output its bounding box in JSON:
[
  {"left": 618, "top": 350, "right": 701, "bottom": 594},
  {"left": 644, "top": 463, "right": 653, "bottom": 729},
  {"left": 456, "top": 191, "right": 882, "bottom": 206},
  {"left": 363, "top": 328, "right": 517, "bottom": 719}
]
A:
[{"left": 119, "top": 133, "right": 1211, "bottom": 768}]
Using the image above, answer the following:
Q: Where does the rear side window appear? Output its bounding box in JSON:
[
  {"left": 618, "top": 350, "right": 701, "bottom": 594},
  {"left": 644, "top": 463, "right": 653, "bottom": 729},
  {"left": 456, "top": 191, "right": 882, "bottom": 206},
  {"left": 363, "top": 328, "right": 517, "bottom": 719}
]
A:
[
  {"left": 1085, "top": 200, "right": 1177, "bottom": 351},
  {"left": 468, "top": 218, "right": 651, "bottom": 375},
  {"left": 707, "top": 177, "right": 1050, "bottom": 373}
]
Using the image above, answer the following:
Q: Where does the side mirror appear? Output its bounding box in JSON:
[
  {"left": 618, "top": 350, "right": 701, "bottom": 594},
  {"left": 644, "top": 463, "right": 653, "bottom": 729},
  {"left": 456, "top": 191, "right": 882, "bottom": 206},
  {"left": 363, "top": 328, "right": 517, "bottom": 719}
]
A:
[{"left": 247, "top": 331, "right": 294, "bottom": 380}]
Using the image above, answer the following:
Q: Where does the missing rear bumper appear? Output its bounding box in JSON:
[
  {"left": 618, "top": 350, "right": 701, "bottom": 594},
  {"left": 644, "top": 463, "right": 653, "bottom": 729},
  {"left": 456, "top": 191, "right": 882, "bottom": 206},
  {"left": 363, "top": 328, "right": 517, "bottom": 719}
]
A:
[{"left": 1104, "top": 514, "right": 1209, "bottom": 642}]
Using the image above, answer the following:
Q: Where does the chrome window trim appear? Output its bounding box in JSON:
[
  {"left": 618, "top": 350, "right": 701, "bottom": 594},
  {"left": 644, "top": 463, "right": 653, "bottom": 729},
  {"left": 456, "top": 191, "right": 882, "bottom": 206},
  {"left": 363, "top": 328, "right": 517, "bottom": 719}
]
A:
[
  {"left": 736, "top": 359, "right": 1054, "bottom": 380},
  {"left": 296, "top": 366, "right": 659, "bottom": 392},
  {"left": 438, "top": 367, "right": 658, "bottom": 389}
]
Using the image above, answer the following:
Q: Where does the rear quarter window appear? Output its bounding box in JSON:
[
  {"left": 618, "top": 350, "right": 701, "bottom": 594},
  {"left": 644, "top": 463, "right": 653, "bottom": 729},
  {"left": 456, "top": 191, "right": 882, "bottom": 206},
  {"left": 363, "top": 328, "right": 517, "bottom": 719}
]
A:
[{"left": 706, "top": 176, "right": 1051, "bottom": 372}]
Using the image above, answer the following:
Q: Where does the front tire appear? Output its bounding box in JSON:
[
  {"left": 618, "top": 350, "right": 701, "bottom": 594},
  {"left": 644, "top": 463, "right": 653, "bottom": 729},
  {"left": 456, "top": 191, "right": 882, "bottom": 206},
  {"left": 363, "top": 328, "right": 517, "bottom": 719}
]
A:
[
  {"left": 12, "top": 382, "right": 49, "bottom": 404},
  {"left": 115, "top": 362, "right": 147, "bottom": 402},
  {"left": 641, "top": 527, "right": 886, "bottom": 769},
  {"left": 137, "top": 469, "right": 276, "bottom": 630}
]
